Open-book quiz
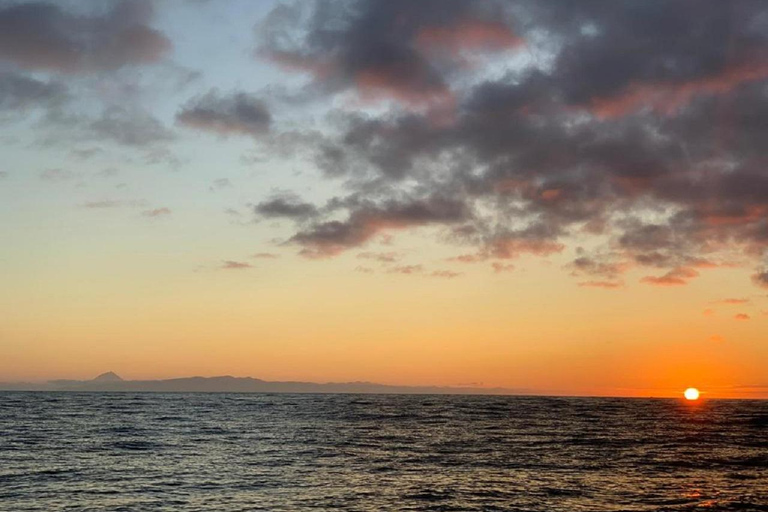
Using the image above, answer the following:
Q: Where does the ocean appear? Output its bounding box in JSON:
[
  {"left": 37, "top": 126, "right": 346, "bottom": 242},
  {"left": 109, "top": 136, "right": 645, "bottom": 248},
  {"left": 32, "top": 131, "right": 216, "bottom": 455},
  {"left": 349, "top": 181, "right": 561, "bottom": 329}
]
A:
[{"left": 1, "top": 392, "right": 767, "bottom": 511}]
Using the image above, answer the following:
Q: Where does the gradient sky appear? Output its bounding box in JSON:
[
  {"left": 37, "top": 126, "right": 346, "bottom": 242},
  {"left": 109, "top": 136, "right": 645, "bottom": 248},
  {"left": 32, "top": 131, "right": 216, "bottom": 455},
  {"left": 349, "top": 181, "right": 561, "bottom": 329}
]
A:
[{"left": 2, "top": 0, "right": 768, "bottom": 398}]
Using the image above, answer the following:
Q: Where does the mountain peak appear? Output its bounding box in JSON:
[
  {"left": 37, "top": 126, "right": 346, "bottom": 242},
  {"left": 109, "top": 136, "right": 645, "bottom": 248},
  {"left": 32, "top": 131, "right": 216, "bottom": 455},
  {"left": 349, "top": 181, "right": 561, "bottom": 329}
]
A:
[{"left": 92, "top": 371, "right": 123, "bottom": 382}]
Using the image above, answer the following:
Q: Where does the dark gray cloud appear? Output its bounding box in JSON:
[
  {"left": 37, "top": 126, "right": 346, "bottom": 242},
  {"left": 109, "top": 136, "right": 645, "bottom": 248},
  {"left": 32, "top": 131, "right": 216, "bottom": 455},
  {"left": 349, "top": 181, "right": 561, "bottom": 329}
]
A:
[
  {"left": 753, "top": 270, "right": 768, "bottom": 289},
  {"left": 255, "top": 195, "right": 318, "bottom": 220},
  {"left": 177, "top": 90, "right": 271, "bottom": 137},
  {"left": 288, "top": 195, "right": 468, "bottom": 258},
  {"left": 0, "top": 0, "right": 171, "bottom": 73},
  {"left": 0, "top": 72, "right": 67, "bottom": 112},
  {"left": 566, "top": 248, "right": 628, "bottom": 288},
  {"left": 258, "top": 0, "right": 521, "bottom": 105},
  {"left": 255, "top": 0, "right": 768, "bottom": 287}
]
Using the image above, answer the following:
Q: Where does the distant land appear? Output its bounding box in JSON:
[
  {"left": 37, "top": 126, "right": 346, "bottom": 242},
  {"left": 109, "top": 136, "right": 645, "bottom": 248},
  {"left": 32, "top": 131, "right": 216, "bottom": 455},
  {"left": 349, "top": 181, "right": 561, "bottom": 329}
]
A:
[{"left": 0, "top": 372, "right": 523, "bottom": 395}]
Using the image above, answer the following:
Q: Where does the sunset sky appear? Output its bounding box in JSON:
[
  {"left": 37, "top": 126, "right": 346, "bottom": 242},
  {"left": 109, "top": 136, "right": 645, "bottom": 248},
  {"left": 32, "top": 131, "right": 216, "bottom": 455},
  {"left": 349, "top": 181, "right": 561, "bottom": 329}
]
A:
[{"left": 2, "top": 0, "right": 768, "bottom": 398}]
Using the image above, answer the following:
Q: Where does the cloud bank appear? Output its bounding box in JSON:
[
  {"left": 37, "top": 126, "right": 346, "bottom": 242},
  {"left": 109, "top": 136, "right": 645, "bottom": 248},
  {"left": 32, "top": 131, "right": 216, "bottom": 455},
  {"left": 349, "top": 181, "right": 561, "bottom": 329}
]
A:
[{"left": 252, "top": 0, "right": 768, "bottom": 288}]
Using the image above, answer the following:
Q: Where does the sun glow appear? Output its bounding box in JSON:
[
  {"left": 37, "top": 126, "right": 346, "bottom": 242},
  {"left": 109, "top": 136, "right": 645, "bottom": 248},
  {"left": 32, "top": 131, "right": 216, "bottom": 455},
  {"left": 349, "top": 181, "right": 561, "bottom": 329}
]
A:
[{"left": 684, "top": 387, "right": 700, "bottom": 401}]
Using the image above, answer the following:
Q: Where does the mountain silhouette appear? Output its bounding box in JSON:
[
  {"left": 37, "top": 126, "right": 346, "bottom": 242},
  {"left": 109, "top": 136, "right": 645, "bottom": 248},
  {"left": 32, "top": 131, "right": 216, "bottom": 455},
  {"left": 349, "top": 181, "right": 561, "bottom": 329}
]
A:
[
  {"left": 92, "top": 371, "right": 123, "bottom": 382},
  {"left": 0, "top": 373, "right": 525, "bottom": 395}
]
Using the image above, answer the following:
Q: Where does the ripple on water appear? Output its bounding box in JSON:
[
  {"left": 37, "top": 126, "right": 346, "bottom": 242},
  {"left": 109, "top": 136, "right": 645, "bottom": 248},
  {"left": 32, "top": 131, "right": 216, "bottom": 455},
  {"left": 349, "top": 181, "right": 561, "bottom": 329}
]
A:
[{"left": 0, "top": 392, "right": 766, "bottom": 511}]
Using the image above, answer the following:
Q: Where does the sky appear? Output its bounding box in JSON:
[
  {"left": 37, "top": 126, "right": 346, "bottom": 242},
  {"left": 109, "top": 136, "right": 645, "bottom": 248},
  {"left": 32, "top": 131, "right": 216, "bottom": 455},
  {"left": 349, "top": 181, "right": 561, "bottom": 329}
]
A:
[{"left": 1, "top": 0, "right": 768, "bottom": 398}]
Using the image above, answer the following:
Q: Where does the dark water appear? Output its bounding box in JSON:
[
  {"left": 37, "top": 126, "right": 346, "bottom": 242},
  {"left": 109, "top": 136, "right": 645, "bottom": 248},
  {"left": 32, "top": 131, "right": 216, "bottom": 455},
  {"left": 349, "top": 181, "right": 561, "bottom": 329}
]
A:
[{"left": 1, "top": 393, "right": 767, "bottom": 511}]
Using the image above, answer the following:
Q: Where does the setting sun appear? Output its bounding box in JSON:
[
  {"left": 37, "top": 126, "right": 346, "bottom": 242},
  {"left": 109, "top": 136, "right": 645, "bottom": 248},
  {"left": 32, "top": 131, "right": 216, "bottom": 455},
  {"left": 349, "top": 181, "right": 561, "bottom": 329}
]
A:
[{"left": 684, "top": 388, "right": 701, "bottom": 401}]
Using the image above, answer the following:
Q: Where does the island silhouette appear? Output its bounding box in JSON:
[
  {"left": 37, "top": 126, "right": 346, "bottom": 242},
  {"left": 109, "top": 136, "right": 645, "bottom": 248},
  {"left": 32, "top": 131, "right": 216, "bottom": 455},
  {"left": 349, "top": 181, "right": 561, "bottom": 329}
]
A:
[{"left": 0, "top": 372, "right": 523, "bottom": 395}]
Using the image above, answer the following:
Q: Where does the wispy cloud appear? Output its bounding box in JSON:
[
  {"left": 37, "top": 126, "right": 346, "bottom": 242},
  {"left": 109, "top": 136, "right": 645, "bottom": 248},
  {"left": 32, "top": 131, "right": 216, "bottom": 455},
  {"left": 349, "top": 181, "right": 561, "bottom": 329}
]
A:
[
  {"left": 431, "top": 270, "right": 461, "bottom": 279},
  {"left": 221, "top": 260, "right": 252, "bottom": 270},
  {"left": 142, "top": 207, "right": 171, "bottom": 218}
]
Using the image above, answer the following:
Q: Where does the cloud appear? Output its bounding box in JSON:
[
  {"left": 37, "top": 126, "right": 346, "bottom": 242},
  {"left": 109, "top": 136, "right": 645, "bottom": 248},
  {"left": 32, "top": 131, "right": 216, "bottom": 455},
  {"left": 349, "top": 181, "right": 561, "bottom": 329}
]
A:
[
  {"left": 734, "top": 313, "right": 751, "bottom": 321},
  {"left": 450, "top": 254, "right": 485, "bottom": 264},
  {"left": 0, "top": 171, "right": 8, "bottom": 179},
  {"left": 357, "top": 251, "right": 400, "bottom": 263},
  {"left": 718, "top": 298, "right": 750, "bottom": 305},
  {"left": 0, "top": 1, "right": 171, "bottom": 73},
  {"left": 387, "top": 265, "right": 423, "bottom": 275},
  {"left": 81, "top": 200, "right": 145, "bottom": 209},
  {"left": 68, "top": 106, "right": 173, "bottom": 148},
  {"left": 142, "top": 207, "right": 171, "bottom": 218},
  {"left": 640, "top": 267, "right": 699, "bottom": 287},
  {"left": 491, "top": 262, "right": 515, "bottom": 273},
  {"left": 578, "top": 281, "right": 623, "bottom": 289},
  {"left": 254, "top": 0, "right": 768, "bottom": 287},
  {"left": 177, "top": 90, "right": 271, "bottom": 137},
  {"left": 258, "top": 0, "right": 522, "bottom": 107},
  {"left": 485, "top": 236, "right": 565, "bottom": 260},
  {"left": 39, "top": 168, "right": 77, "bottom": 182},
  {"left": 416, "top": 19, "right": 523, "bottom": 55},
  {"left": 710, "top": 335, "right": 725, "bottom": 343},
  {"left": 255, "top": 195, "right": 318, "bottom": 220},
  {"left": 209, "top": 178, "right": 232, "bottom": 191},
  {"left": 252, "top": 252, "right": 279, "bottom": 259},
  {"left": 221, "top": 260, "right": 252, "bottom": 270},
  {"left": 431, "top": 270, "right": 461, "bottom": 278},
  {"left": 753, "top": 270, "right": 768, "bottom": 289},
  {"left": 0, "top": 72, "right": 67, "bottom": 112},
  {"left": 83, "top": 201, "right": 119, "bottom": 209},
  {"left": 287, "top": 195, "right": 468, "bottom": 258},
  {"left": 567, "top": 249, "right": 629, "bottom": 284}
]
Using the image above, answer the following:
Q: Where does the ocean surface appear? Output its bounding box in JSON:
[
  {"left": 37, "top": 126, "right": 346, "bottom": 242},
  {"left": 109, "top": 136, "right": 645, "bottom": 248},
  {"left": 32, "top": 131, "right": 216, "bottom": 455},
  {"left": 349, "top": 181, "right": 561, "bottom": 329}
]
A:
[{"left": 1, "top": 393, "right": 767, "bottom": 511}]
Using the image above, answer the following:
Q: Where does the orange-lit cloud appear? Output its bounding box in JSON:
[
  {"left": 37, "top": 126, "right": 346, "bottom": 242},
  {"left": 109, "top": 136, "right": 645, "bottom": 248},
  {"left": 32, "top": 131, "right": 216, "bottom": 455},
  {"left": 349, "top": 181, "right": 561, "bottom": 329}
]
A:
[
  {"left": 718, "top": 298, "right": 749, "bottom": 305},
  {"left": 416, "top": 20, "right": 523, "bottom": 56},
  {"left": 641, "top": 267, "right": 699, "bottom": 287},
  {"left": 354, "top": 68, "right": 451, "bottom": 107},
  {"left": 491, "top": 262, "right": 515, "bottom": 273},
  {"left": 488, "top": 238, "right": 565, "bottom": 259},
  {"left": 591, "top": 61, "right": 768, "bottom": 119}
]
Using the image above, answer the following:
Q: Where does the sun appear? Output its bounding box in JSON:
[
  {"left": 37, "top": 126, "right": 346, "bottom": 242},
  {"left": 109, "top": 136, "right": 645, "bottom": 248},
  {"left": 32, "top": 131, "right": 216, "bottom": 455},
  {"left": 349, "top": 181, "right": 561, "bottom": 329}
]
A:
[{"left": 684, "top": 387, "right": 700, "bottom": 401}]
